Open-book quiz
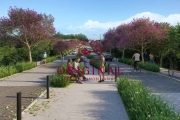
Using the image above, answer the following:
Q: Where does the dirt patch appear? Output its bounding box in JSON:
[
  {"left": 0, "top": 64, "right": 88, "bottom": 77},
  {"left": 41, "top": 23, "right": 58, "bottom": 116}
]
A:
[{"left": 0, "top": 86, "right": 46, "bottom": 120}]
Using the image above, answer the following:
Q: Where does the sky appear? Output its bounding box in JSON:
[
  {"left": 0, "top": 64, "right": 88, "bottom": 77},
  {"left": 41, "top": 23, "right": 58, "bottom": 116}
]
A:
[{"left": 1, "top": 0, "right": 180, "bottom": 40}]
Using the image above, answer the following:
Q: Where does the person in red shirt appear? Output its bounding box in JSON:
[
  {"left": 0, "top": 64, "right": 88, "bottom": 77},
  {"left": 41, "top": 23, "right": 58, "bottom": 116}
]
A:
[{"left": 67, "top": 59, "right": 83, "bottom": 84}]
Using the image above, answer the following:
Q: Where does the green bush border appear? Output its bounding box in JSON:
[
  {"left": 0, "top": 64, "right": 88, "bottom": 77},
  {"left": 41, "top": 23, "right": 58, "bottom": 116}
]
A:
[
  {"left": 118, "top": 58, "right": 160, "bottom": 72},
  {"left": 117, "top": 76, "right": 180, "bottom": 120},
  {"left": 0, "top": 62, "right": 35, "bottom": 78},
  {"left": 0, "top": 55, "right": 59, "bottom": 79},
  {"left": 46, "top": 55, "right": 59, "bottom": 63},
  {"left": 50, "top": 74, "right": 70, "bottom": 87}
]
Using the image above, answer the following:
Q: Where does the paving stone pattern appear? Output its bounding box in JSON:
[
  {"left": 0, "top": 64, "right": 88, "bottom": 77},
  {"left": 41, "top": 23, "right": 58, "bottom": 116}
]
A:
[{"left": 110, "top": 61, "right": 180, "bottom": 112}]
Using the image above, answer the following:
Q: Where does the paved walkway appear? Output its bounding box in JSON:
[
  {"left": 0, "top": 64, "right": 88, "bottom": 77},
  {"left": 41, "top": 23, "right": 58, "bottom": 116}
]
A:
[
  {"left": 109, "top": 60, "right": 180, "bottom": 113},
  {"left": 0, "top": 57, "right": 70, "bottom": 120},
  {"left": 22, "top": 81, "right": 129, "bottom": 120},
  {"left": 2, "top": 52, "right": 180, "bottom": 119},
  {"left": 0, "top": 61, "right": 62, "bottom": 86},
  {"left": 1, "top": 55, "right": 128, "bottom": 120}
]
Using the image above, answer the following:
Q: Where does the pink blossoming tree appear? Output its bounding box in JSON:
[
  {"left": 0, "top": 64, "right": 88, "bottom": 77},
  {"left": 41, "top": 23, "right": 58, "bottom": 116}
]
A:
[
  {"left": 128, "top": 18, "right": 167, "bottom": 62},
  {"left": 0, "top": 7, "right": 56, "bottom": 62}
]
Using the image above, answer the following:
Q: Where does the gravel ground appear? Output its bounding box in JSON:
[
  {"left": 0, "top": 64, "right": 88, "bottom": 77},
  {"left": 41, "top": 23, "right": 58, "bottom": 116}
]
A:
[{"left": 0, "top": 86, "right": 46, "bottom": 120}]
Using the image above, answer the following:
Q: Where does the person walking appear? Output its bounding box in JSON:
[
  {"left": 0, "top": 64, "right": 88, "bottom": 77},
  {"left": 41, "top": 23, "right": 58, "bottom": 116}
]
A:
[
  {"left": 143, "top": 52, "right": 148, "bottom": 62},
  {"left": 131, "top": 51, "right": 140, "bottom": 71},
  {"left": 149, "top": 53, "right": 154, "bottom": 63},
  {"left": 42, "top": 52, "right": 47, "bottom": 64},
  {"left": 98, "top": 53, "right": 105, "bottom": 82},
  {"left": 61, "top": 52, "right": 64, "bottom": 61}
]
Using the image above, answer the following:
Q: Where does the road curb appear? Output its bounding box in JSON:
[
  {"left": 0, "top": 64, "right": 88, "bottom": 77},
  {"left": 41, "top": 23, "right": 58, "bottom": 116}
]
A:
[
  {"left": 13, "top": 89, "right": 47, "bottom": 120},
  {"left": 0, "top": 60, "right": 56, "bottom": 82}
]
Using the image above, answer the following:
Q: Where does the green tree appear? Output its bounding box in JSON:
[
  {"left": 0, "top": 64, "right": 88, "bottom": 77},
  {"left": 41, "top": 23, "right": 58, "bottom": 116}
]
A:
[{"left": 166, "top": 24, "right": 180, "bottom": 69}]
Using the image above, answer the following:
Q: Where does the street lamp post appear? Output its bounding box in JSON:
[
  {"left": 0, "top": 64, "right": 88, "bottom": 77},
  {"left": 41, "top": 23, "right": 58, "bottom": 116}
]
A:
[{"left": 93, "top": 34, "right": 101, "bottom": 41}]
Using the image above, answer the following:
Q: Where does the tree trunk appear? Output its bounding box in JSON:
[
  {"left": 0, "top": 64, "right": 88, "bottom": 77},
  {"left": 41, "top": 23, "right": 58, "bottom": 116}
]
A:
[
  {"left": 141, "top": 45, "right": 144, "bottom": 63},
  {"left": 173, "top": 58, "right": 177, "bottom": 70},
  {"left": 170, "top": 60, "right": 173, "bottom": 69},
  {"left": 122, "top": 49, "right": 124, "bottom": 58},
  {"left": 167, "top": 55, "right": 173, "bottom": 70},
  {"left": 27, "top": 44, "right": 32, "bottom": 62},
  {"left": 173, "top": 62, "right": 177, "bottom": 70},
  {"left": 159, "top": 56, "right": 163, "bottom": 67}
]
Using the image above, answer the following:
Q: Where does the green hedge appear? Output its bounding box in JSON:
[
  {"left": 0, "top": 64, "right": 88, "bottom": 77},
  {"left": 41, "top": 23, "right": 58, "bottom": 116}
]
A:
[
  {"left": 117, "top": 77, "right": 180, "bottom": 120},
  {"left": 50, "top": 74, "right": 70, "bottom": 87},
  {"left": 0, "top": 62, "right": 35, "bottom": 78},
  {"left": 46, "top": 56, "right": 59, "bottom": 63},
  {"left": 0, "top": 55, "right": 58, "bottom": 79},
  {"left": 86, "top": 54, "right": 94, "bottom": 59},
  {"left": 118, "top": 58, "right": 160, "bottom": 72},
  {"left": 139, "top": 62, "right": 160, "bottom": 72},
  {"left": 118, "top": 58, "right": 133, "bottom": 65}
]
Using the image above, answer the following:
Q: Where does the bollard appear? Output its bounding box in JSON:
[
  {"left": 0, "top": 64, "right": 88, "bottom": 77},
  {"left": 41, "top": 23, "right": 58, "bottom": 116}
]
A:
[
  {"left": 115, "top": 67, "right": 117, "bottom": 82},
  {"left": 47, "top": 76, "right": 50, "bottom": 99},
  {"left": 17, "top": 92, "right": 21, "bottom": 120},
  {"left": 108, "top": 63, "right": 110, "bottom": 71}
]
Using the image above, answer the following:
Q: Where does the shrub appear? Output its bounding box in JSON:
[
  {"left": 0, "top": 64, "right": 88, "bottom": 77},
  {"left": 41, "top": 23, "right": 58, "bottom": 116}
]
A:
[
  {"left": 46, "top": 56, "right": 58, "bottom": 63},
  {"left": 50, "top": 74, "right": 70, "bottom": 87},
  {"left": 139, "top": 62, "right": 160, "bottom": 72},
  {"left": 0, "top": 47, "right": 19, "bottom": 65},
  {"left": 86, "top": 54, "right": 94, "bottom": 59},
  {"left": 15, "top": 62, "right": 35, "bottom": 72},
  {"left": 32, "top": 43, "right": 52, "bottom": 61},
  {"left": 0, "top": 55, "right": 59, "bottom": 79},
  {"left": 118, "top": 58, "right": 133, "bottom": 65},
  {"left": 118, "top": 58, "right": 160, "bottom": 72},
  {"left": 117, "top": 77, "right": 180, "bottom": 120},
  {"left": 0, "top": 62, "right": 35, "bottom": 78},
  {"left": 0, "top": 66, "right": 17, "bottom": 78}
]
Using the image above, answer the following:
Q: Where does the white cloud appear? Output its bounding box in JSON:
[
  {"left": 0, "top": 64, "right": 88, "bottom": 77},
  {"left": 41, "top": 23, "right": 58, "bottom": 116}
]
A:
[{"left": 68, "top": 12, "right": 180, "bottom": 31}]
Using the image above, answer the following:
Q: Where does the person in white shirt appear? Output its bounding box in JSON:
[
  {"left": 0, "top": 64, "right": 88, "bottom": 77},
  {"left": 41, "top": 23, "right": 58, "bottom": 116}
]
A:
[
  {"left": 73, "top": 58, "right": 83, "bottom": 84},
  {"left": 73, "top": 58, "right": 87, "bottom": 82},
  {"left": 132, "top": 51, "right": 140, "bottom": 71},
  {"left": 73, "top": 58, "right": 80, "bottom": 71}
]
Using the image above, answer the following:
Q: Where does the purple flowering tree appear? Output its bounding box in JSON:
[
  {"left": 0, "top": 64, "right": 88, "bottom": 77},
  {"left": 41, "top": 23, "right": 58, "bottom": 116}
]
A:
[
  {"left": 115, "top": 23, "right": 132, "bottom": 58},
  {"left": 102, "top": 28, "right": 117, "bottom": 54},
  {"left": 0, "top": 7, "right": 56, "bottom": 62},
  {"left": 128, "top": 18, "right": 167, "bottom": 62},
  {"left": 53, "top": 39, "right": 79, "bottom": 55}
]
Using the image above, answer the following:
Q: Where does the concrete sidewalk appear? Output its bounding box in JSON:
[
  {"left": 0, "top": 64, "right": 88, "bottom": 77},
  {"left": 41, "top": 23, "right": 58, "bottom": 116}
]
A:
[
  {"left": 159, "top": 67, "right": 180, "bottom": 79},
  {"left": 21, "top": 57, "right": 129, "bottom": 120}
]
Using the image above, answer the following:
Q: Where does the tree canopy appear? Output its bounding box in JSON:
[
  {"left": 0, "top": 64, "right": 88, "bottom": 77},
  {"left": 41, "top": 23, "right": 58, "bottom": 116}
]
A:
[
  {"left": 54, "top": 32, "right": 88, "bottom": 41},
  {"left": 102, "top": 17, "right": 170, "bottom": 63},
  {"left": 0, "top": 7, "right": 56, "bottom": 62}
]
